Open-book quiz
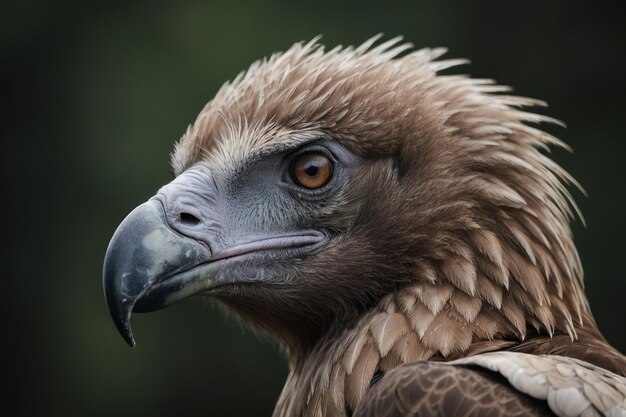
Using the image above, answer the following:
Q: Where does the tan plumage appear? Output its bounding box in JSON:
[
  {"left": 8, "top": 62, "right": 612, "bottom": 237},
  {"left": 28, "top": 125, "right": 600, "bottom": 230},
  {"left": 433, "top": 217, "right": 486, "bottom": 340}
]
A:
[
  {"left": 449, "top": 352, "right": 626, "bottom": 417},
  {"left": 164, "top": 36, "right": 626, "bottom": 416}
]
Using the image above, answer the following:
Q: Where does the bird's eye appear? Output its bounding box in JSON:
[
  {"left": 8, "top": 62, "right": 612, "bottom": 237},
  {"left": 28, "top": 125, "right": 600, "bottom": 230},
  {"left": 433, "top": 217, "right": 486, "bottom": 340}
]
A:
[{"left": 291, "top": 153, "right": 333, "bottom": 189}]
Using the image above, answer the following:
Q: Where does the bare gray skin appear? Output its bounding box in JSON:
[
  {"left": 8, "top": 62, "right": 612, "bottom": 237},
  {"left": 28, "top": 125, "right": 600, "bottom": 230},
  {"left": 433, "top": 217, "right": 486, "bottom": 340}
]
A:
[{"left": 103, "top": 139, "right": 355, "bottom": 346}]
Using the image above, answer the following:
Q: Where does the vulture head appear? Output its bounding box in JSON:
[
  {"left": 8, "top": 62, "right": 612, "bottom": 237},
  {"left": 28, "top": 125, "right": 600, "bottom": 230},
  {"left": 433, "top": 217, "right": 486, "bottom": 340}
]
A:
[{"left": 104, "top": 37, "right": 626, "bottom": 417}]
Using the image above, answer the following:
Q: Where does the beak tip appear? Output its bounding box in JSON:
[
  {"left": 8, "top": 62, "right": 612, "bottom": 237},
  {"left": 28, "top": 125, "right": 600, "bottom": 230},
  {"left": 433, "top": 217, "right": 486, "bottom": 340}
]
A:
[
  {"left": 114, "top": 314, "right": 137, "bottom": 348},
  {"left": 106, "top": 293, "right": 138, "bottom": 348},
  {"left": 125, "top": 335, "right": 137, "bottom": 348},
  {"left": 116, "top": 309, "right": 137, "bottom": 348}
]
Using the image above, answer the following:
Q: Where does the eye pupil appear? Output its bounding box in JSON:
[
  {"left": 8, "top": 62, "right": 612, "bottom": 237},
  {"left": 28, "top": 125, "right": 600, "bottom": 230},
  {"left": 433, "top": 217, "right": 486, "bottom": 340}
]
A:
[
  {"left": 292, "top": 153, "right": 333, "bottom": 189},
  {"left": 304, "top": 165, "right": 319, "bottom": 177}
]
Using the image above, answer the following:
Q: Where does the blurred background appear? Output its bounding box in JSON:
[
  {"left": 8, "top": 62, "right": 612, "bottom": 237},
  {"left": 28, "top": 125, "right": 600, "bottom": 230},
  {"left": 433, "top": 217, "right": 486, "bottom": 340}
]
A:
[{"left": 5, "top": 0, "right": 625, "bottom": 416}]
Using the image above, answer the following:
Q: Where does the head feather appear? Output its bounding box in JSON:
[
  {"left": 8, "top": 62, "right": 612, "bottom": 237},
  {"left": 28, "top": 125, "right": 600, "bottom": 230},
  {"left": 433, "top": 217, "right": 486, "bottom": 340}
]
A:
[{"left": 170, "top": 37, "right": 592, "bottom": 415}]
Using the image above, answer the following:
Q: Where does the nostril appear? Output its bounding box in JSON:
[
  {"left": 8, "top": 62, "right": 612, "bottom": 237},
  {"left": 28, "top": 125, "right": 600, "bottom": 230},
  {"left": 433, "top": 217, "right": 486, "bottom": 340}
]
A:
[{"left": 179, "top": 212, "right": 201, "bottom": 226}]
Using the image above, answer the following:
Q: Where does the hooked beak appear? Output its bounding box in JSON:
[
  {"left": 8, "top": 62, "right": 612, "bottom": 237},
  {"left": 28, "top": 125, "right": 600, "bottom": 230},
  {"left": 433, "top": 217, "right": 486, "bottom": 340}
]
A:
[{"left": 102, "top": 199, "right": 212, "bottom": 347}]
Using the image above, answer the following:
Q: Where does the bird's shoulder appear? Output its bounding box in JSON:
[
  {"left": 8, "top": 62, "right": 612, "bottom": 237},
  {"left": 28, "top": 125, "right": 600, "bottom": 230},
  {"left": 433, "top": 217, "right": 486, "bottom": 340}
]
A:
[{"left": 353, "top": 352, "right": 626, "bottom": 417}]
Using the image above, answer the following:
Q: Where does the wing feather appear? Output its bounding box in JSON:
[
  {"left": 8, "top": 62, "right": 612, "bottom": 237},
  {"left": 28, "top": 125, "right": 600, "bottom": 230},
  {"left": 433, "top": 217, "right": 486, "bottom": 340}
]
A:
[
  {"left": 354, "top": 353, "right": 626, "bottom": 417},
  {"left": 354, "top": 360, "right": 555, "bottom": 417},
  {"left": 450, "top": 352, "right": 626, "bottom": 417}
]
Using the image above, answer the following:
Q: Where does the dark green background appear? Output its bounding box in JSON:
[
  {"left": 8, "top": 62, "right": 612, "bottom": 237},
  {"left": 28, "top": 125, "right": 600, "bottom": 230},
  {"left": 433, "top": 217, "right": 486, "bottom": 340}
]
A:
[{"left": 5, "top": 1, "right": 625, "bottom": 416}]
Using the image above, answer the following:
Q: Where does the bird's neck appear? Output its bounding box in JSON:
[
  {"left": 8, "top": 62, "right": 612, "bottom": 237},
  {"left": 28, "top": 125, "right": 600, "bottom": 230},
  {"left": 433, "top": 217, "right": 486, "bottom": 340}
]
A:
[
  {"left": 273, "top": 280, "right": 624, "bottom": 417},
  {"left": 272, "top": 285, "right": 520, "bottom": 417},
  {"left": 272, "top": 218, "right": 601, "bottom": 417}
]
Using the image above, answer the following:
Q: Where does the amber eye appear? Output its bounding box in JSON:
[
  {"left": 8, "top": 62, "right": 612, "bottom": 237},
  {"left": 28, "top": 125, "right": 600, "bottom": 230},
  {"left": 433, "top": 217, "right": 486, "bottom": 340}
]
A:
[{"left": 292, "top": 153, "right": 333, "bottom": 189}]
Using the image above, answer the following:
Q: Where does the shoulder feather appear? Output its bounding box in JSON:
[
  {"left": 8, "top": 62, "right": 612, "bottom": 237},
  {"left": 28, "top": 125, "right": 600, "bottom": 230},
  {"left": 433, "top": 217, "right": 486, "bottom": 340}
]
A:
[
  {"left": 354, "top": 359, "right": 555, "bottom": 417},
  {"left": 450, "top": 352, "right": 626, "bottom": 417}
]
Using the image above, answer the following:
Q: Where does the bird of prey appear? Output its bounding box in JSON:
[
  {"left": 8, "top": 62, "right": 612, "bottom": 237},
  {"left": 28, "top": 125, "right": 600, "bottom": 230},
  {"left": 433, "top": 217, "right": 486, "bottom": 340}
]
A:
[{"left": 103, "top": 36, "right": 626, "bottom": 417}]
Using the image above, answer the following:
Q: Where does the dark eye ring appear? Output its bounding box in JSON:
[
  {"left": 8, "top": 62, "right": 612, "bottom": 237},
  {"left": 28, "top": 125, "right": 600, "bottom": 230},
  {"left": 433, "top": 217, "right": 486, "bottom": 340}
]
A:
[{"left": 291, "top": 153, "right": 333, "bottom": 189}]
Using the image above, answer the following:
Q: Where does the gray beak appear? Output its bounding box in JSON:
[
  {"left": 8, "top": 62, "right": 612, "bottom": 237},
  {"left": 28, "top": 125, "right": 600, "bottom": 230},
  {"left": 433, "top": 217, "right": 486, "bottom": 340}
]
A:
[{"left": 102, "top": 199, "right": 211, "bottom": 347}]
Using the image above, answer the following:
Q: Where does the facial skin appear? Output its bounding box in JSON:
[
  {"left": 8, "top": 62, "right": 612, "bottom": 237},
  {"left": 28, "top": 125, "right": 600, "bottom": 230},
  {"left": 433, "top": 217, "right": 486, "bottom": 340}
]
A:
[{"left": 104, "top": 137, "right": 416, "bottom": 350}]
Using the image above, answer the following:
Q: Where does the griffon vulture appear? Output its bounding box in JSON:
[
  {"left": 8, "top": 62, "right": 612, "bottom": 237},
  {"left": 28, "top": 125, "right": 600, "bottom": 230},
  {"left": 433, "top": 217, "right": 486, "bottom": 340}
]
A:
[{"left": 103, "top": 36, "right": 626, "bottom": 417}]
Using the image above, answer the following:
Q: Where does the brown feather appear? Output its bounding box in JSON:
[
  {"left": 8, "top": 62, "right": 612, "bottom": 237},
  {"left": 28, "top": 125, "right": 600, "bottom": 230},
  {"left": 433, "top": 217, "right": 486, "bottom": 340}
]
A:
[
  {"left": 451, "top": 289, "right": 483, "bottom": 323},
  {"left": 441, "top": 256, "right": 478, "bottom": 296},
  {"left": 164, "top": 37, "right": 626, "bottom": 416},
  {"left": 345, "top": 342, "right": 380, "bottom": 411},
  {"left": 354, "top": 361, "right": 556, "bottom": 417},
  {"left": 369, "top": 312, "right": 410, "bottom": 356}
]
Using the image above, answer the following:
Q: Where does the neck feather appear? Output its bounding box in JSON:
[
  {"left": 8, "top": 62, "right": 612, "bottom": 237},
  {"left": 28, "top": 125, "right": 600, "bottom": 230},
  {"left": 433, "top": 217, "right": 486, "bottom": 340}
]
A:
[{"left": 274, "top": 226, "right": 591, "bottom": 417}]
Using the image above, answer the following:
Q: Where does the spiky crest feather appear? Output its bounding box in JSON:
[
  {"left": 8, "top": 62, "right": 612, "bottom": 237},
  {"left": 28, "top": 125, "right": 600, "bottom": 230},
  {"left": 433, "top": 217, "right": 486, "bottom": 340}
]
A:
[{"left": 168, "top": 36, "right": 615, "bottom": 417}]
